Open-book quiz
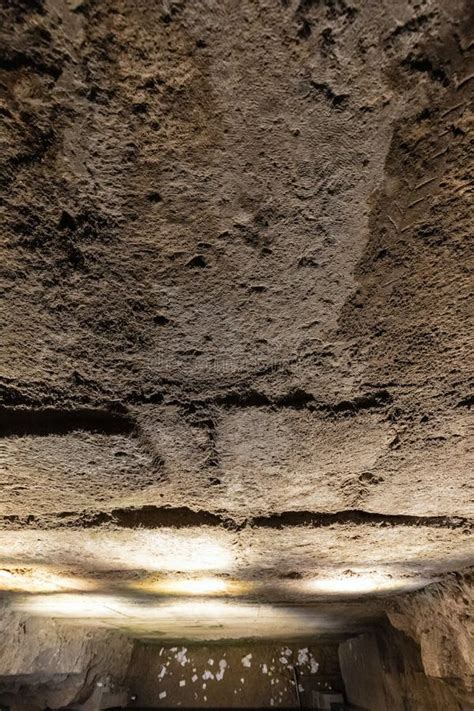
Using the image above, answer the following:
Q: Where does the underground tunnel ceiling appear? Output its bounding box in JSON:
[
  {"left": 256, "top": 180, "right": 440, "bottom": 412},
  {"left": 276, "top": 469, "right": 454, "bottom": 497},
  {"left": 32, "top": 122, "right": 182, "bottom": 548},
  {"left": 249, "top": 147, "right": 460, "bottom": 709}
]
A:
[{"left": 0, "top": 0, "right": 473, "bottom": 643}]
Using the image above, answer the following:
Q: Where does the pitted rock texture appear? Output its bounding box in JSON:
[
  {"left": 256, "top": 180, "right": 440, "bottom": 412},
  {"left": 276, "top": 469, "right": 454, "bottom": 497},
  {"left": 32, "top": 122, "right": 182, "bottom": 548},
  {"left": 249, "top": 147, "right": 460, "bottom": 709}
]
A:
[
  {"left": 388, "top": 570, "right": 474, "bottom": 704},
  {"left": 0, "top": 605, "right": 133, "bottom": 710},
  {"left": 339, "top": 624, "right": 470, "bottom": 711},
  {"left": 0, "top": 0, "right": 472, "bottom": 568},
  {"left": 1, "top": 3, "right": 473, "bottom": 706}
]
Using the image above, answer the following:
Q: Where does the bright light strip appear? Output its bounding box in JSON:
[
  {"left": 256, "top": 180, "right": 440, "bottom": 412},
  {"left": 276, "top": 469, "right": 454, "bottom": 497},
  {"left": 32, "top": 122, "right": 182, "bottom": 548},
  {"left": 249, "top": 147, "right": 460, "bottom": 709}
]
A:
[
  {"left": 12, "top": 595, "right": 356, "bottom": 637},
  {"left": 14, "top": 595, "right": 263, "bottom": 621},
  {"left": 305, "top": 572, "right": 427, "bottom": 596},
  {"left": 130, "top": 576, "right": 247, "bottom": 596},
  {"left": 158, "top": 577, "right": 228, "bottom": 595},
  {"left": 0, "top": 569, "right": 96, "bottom": 593},
  {"left": 14, "top": 594, "right": 121, "bottom": 618},
  {"left": 100, "top": 534, "right": 234, "bottom": 573},
  {"left": 309, "top": 576, "right": 379, "bottom": 594}
]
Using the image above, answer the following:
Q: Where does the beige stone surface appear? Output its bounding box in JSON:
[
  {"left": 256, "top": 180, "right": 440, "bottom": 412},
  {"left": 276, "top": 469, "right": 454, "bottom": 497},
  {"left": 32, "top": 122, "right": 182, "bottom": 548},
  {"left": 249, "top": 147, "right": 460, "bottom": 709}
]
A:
[{"left": 0, "top": 0, "right": 472, "bottom": 683}]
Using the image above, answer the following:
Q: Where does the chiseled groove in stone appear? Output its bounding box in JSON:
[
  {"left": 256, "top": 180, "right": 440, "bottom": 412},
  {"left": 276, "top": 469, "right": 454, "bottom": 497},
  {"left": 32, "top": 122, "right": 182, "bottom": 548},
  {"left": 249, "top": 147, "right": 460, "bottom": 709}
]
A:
[
  {"left": 0, "top": 406, "right": 135, "bottom": 437},
  {"left": 0, "top": 506, "right": 471, "bottom": 531},
  {"left": 168, "top": 388, "right": 392, "bottom": 413},
  {"left": 0, "top": 387, "right": 393, "bottom": 422}
]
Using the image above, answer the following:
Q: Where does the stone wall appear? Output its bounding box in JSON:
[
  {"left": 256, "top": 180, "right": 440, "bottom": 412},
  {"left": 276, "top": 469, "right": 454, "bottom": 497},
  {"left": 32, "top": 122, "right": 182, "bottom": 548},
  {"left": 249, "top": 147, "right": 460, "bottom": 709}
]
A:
[
  {"left": 339, "top": 575, "right": 474, "bottom": 711},
  {"left": 126, "top": 641, "right": 342, "bottom": 708},
  {"left": 388, "top": 571, "right": 474, "bottom": 706},
  {"left": 339, "top": 626, "right": 468, "bottom": 711},
  {"left": 0, "top": 608, "right": 346, "bottom": 709},
  {"left": 0, "top": 608, "right": 133, "bottom": 710}
]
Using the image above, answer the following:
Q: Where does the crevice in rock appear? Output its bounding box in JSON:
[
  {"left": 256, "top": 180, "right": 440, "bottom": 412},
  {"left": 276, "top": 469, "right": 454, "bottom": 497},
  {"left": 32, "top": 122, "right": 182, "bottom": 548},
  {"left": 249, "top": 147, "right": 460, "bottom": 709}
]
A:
[
  {"left": 0, "top": 49, "right": 61, "bottom": 79},
  {"left": 456, "top": 395, "right": 473, "bottom": 409},
  {"left": 401, "top": 52, "right": 450, "bottom": 86},
  {"left": 250, "top": 509, "right": 471, "bottom": 530},
  {"left": 214, "top": 390, "right": 272, "bottom": 408},
  {"left": 309, "top": 80, "right": 349, "bottom": 109},
  {"left": 172, "top": 388, "right": 392, "bottom": 414},
  {"left": 383, "top": 13, "right": 437, "bottom": 47},
  {"left": 320, "top": 390, "right": 393, "bottom": 413},
  {"left": 1, "top": 506, "right": 470, "bottom": 531},
  {"left": 0, "top": 406, "right": 136, "bottom": 437},
  {"left": 274, "top": 388, "right": 317, "bottom": 409}
]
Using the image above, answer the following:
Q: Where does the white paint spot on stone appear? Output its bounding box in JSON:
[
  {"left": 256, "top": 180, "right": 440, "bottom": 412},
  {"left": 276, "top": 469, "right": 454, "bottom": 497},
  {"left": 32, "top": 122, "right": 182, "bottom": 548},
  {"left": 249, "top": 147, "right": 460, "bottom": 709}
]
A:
[
  {"left": 179, "top": 679, "right": 186, "bottom": 687},
  {"left": 279, "top": 657, "right": 288, "bottom": 664},
  {"left": 284, "top": 647, "right": 292, "bottom": 657},
  {"left": 208, "top": 658, "right": 214, "bottom": 666},
  {"left": 176, "top": 647, "right": 188, "bottom": 666},
  {"left": 202, "top": 669, "right": 214, "bottom": 680},
  {"left": 298, "top": 684, "right": 304, "bottom": 693},
  {"left": 159, "top": 691, "right": 167, "bottom": 699},
  {"left": 158, "top": 666, "right": 167, "bottom": 679},
  {"left": 298, "top": 648, "right": 309, "bottom": 665},
  {"left": 241, "top": 678, "right": 245, "bottom": 684},
  {"left": 192, "top": 675, "right": 198, "bottom": 683},
  {"left": 262, "top": 664, "right": 268, "bottom": 674},
  {"left": 241, "top": 653, "right": 252, "bottom": 667},
  {"left": 216, "top": 659, "right": 227, "bottom": 681},
  {"left": 170, "top": 647, "right": 177, "bottom": 652},
  {"left": 202, "top": 683, "right": 206, "bottom": 690},
  {"left": 204, "top": 696, "right": 207, "bottom": 702},
  {"left": 310, "top": 658, "right": 319, "bottom": 674}
]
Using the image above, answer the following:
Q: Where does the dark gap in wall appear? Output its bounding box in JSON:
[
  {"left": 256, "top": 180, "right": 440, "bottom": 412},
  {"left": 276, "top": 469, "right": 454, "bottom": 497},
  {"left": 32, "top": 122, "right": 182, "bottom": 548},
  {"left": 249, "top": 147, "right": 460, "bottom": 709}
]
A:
[
  {"left": 1, "top": 506, "right": 470, "bottom": 531},
  {"left": 0, "top": 406, "right": 135, "bottom": 437}
]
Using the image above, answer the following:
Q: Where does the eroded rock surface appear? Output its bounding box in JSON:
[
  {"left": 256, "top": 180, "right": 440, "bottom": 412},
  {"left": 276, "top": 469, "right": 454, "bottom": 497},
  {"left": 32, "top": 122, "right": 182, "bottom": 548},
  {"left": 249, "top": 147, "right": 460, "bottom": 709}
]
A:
[
  {"left": 388, "top": 571, "right": 474, "bottom": 704},
  {"left": 339, "top": 624, "right": 469, "bottom": 711},
  {"left": 340, "top": 573, "right": 474, "bottom": 710},
  {"left": 0, "top": 605, "right": 132, "bottom": 710},
  {"left": 1, "top": 0, "right": 472, "bottom": 527},
  {"left": 0, "top": 2, "right": 472, "bottom": 705}
]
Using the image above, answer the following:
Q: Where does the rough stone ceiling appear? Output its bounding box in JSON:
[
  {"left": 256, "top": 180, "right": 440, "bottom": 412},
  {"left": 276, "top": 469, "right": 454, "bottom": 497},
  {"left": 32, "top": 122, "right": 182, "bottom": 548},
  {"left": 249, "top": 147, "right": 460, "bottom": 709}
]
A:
[{"left": 0, "top": 0, "right": 473, "bottom": 637}]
